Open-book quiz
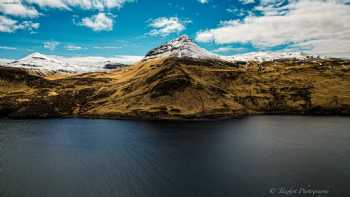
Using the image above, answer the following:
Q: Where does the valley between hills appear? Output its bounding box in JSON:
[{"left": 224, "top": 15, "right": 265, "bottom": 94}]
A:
[{"left": 1, "top": 36, "right": 350, "bottom": 120}]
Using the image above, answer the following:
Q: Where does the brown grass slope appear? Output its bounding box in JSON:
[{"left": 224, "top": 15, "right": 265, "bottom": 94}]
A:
[{"left": 0, "top": 57, "right": 349, "bottom": 120}]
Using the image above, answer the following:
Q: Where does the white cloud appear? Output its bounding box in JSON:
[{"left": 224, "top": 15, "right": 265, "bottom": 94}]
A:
[
  {"left": 0, "top": 0, "right": 135, "bottom": 33},
  {"left": 293, "top": 39, "right": 350, "bottom": 58},
  {"left": 255, "top": 0, "right": 290, "bottom": 16},
  {"left": 25, "top": 0, "right": 69, "bottom": 9},
  {"left": 0, "top": 16, "right": 17, "bottom": 32},
  {"left": 239, "top": 0, "right": 255, "bottom": 4},
  {"left": 0, "top": 45, "right": 17, "bottom": 50},
  {"left": 196, "top": 0, "right": 350, "bottom": 57},
  {"left": 93, "top": 46, "right": 121, "bottom": 49},
  {"left": 65, "top": 55, "right": 143, "bottom": 65},
  {"left": 226, "top": 8, "right": 254, "bottom": 17},
  {"left": 43, "top": 41, "right": 59, "bottom": 50},
  {"left": 213, "top": 47, "right": 234, "bottom": 53},
  {"left": 110, "top": 55, "right": 143, "bottom": 64},
  {"left": 81, "top": 12, "right": 113, "bottom": 31},
  {"left": 25, "top": 0, "right": 135, "bottom": 10},
  {"left": 213, "top": 47, "right": 246, "bottom": 53},
  {"left": 0, "top": 0, "right": 39, "bottom": 18},
  {"left": 0, "top": 58, "right": 14, "bottom": 63},
  {"left": 148, "top": 17, "right": 191, "bottom": 37},
  {"left": 0, "top": 15, "right": 39, "bottom": 32},
  {"left": 198, "top": 0, "right": 208, "bottom": 4},
  {"left": 18, "top": 20, "right": 39, "bottom": 31},
  {"left": 65, "top": 44, "right": 83, "bottom": 51}
]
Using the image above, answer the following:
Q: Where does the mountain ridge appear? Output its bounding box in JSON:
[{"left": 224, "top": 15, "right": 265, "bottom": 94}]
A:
[
  {"left": 0, "top": 36, "right": 350, "bottom": 120},
  {"left": 2, "top": 52, "right": 143, "bottom": 74},
  {"left": 1, "top": 35, "right": 346, "bottom": 74}
]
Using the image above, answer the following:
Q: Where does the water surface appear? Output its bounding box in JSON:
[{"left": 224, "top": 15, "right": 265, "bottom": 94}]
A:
[{"left": 1, "top": 116, "right": 349, "bottom": 197}]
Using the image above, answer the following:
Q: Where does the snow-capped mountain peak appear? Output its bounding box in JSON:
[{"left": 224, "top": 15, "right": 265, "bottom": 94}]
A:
[
  {"left": 5, "top": 52, "right": 143, "bottom": 74},
  {"left": 144, "top": 35, "right": 219, "bottom": 60},
  {"left": 11, "top": 52, "right": 71, "bottom": 68},
  {"left": 21, "top": 52, "right": 49, "bottom": 60}
]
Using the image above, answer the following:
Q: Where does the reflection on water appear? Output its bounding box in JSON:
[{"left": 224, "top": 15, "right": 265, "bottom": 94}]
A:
[{"left": 0, "top": 116, "right": 350, "bottom": 197}]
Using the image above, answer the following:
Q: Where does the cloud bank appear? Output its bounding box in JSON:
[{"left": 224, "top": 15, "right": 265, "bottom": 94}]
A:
[
  {"left": 43, "top": 41, "right": 60, "bottom": 50},
  {"left": 0, "top": 15, "right": 39, "bottom": 32},
  {"left": 81, "top": 12, "right": 114, "bottom": 31},
  {"left": 148, "top": 17, "right": 191, "bottom": 37},
  {"left": 0, "top": 0, "right": 135, "bottom": 33},
  {"left": 196, "top": 0, "right": 350, "bottom": 57},
  {"left": 198, "top": 0, "right": 208, "bottom": 4}
]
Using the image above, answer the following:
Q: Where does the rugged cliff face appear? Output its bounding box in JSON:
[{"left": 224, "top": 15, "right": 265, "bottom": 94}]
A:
[{"left": 1, "top": 56, "right": 350, "bottom": 120}]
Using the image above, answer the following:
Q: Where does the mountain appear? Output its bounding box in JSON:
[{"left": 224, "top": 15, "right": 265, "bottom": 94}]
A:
[
  {"left": 6, "top": 52, "right": 85, "bottom": 74},
  {"left": 4, "top": 53, "right": 143, "bottom": 74},
  {"left": 227, "top": 52, "right": 310, "bottom": 62},
  {"left": 144, "top": 35, "right": 220, "bottom": 60},
  {"left": 0, "top": 36, "right": 350, "bottom": 119}
]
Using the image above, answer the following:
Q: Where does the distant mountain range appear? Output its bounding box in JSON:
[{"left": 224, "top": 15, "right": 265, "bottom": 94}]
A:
[
  {"left": 0, "top": 35, "right": 349, "bottom": 119},
  {"left": 1, "top": 52, "right": 143, "bottom": 74},
  {"left": 0, "top": 35, "right": 332, "bottom": 74}
]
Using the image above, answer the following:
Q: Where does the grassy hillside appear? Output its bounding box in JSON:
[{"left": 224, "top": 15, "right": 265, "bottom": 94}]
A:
[{"left": 0, "top": 57, "right": 349, "bottom": 120}]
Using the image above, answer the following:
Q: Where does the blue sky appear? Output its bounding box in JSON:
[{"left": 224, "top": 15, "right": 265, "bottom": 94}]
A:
[{"left": 1, "top": 0, "right": 350, "bottom": 59}]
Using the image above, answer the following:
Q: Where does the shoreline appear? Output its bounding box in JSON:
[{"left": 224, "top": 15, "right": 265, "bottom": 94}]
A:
[{"left": 1, "top": 112, "right": 349, "bottom": 122}]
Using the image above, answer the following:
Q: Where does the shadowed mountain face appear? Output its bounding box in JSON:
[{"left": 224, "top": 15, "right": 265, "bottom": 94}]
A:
[{"left": 1, "top": 37, "right": 350, "bottom": 120}]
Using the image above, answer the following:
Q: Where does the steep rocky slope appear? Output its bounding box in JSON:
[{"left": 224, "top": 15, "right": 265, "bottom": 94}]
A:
[{"left": 0, "top": 37, "right": 350, "bottom": 120}]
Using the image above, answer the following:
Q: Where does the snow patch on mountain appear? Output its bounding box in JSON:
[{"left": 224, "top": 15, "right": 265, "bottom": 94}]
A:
[
  {"left": 144, "top": 35, "right": 221, "bottom": 60},
  {"left": 4, "top": 53, "right": 143, "bottom": 73},
  {"left": 223, "top": 52, "right": 311, "bottom": 62},
  {"left": 7, "top": 52, "right": 81, "bottom": 73}
]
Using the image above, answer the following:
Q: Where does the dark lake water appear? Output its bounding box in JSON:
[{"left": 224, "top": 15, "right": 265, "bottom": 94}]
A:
[{"left": 1, "top": 116, "right": 350, "bottom": 197}]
